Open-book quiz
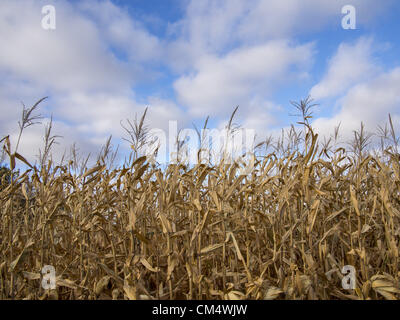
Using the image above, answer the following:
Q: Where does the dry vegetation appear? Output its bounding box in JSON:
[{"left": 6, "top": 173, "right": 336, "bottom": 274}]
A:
[{"left": 1, "top": 97, "right": 400, "bottom": 300}]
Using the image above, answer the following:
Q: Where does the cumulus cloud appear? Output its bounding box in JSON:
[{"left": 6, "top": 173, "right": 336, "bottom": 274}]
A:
[
  {"left": 174, "top": 40, "right": 314, "bottom": 117},
  {"left": 53, "top": 92, "right": 187, "bottom": 137},
  {"left": 78, "top": 0, "right": 163, "bottom": 64},
  {"left": 7, "top": 118, "right": 100, "bottom": 166},
  {"left": 310, "top": 37, "right": 380, "bottom": 100},
  {"left": 166, "top": 0, "right": 392, "bottom": 71},
  {"left": 312, "top": 67, "right": 400, "bottom": 141},
  {"left": 233, "top": 0, "right": 390, "bottom": 43},
  {"left": 0, "top": 0, "right": 397, "bottom": 166},
  {"left": 0, "top": 0, "right": 135, "bottom": 93},
  {"left": 0, "top": 0, "right": 182, "bottom": 165},
  {"left": 218, "top": 98, "right": 283, "bottom": 142}
]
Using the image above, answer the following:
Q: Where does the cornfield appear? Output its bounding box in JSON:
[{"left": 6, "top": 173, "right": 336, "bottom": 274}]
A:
[{"left": 1, "top": 98, "right": 400, "bottom": 300}]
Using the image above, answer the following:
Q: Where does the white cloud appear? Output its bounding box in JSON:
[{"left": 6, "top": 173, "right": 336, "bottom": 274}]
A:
[
  {"left": 310, "top": 37, "right": 380, "bottom": 100},
  {"left": 0, "top": 0, "right": 183, "bottom": 165},
  {"left": 54, "top": 92, "right": 186, "bottom": 135},
  {"left": 234, "top": 0, "right": 389, "bottom": 43},
  {"left": 78, "top": 0, "right": 163, "bottom": 63},
  {"left": 222, "top": 98, "right": 283, "bottom": 141},
  {"left": 167, "top": 0, "right": 395, "bottom": 143},
  {"left": 3, "top": 91, "right": 186, "bottom": 165},
  {"left": 0, "top": 0, "right": 398, "bottom": 166},
  {"left": 312, "top": 67, "right": 400, "bottom": 141},
  {"left": 167, "top": 0, "right": 393, "bottom": 71},
  {"left": 174, "top": 40, "right": 314, "bottom": 117},
  {"left": 0, "top": 0, "right": 136, "bottom": 93}
]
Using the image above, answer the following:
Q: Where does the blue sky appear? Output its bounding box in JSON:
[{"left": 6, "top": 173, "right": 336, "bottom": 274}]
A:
[{"left": 1, "top": 0, "right": 400, "bottom": 165}]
